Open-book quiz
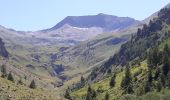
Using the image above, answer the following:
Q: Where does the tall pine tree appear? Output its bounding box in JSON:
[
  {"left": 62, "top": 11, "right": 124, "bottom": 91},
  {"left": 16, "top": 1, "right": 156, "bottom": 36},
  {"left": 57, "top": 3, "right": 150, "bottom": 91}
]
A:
[
  {"left": 104, "top": 92, "right": 109, "bottom": 100},
  {"left": 121, "top": 65, "right": 133, "bottom": 93},
  {"left": 109, "top": 74, "right": 116, "bottom": 88},
  {"left": 162, "top": 50, "right": 170, "bottom": 76},
  {"left": 86, "top": 85, "right": 97, "bottom": 100}
]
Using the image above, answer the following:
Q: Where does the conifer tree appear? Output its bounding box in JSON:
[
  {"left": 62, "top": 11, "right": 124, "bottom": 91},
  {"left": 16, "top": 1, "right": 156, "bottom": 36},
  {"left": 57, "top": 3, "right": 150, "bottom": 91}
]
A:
[
  {"left": 164, "top": 44, "right": 170, "bottom": 55},
  {"left": 144, "top": 81, "right": 151, "bottom": 93},
  {"left": 154, "top": 68, "right": 161, "bottom": 80},
  {"left": 152, "top": 47, "right": 159, "bottom": 67},
  {"left": 86, "top": 85, "right": 92, "bottom": 100},
  {"left": 1, "top": 64, "right": 7, "bottom": 78},
  {"left": 109, "top": 74, "right": 116, "bottom": 88},
  {"left": 162, "top": 44, "right": 170, "bottom": 76},
  {"left": 147, "top": 47, "right": 159, "bottom": 69},
  {"left": 7, "top": 72, "right": 14, "bottom": 82},
  {"left": 121, "top": 65, "right": 133, "bottom": 93},
  {"left": 147, "top": 70, "right": 152, "bottom": 84},
  {"left": 80, "top": 76, "right": 85, "bottom": 87},
  {"left": 86, "top": 85, "right": 97, "bottom": 100},
  {"left": 29, "top": 80, "right": 36, "bottom": 89},
  {"left": 104, "top": 92, "right": 109, "bottom": 100},
  {"left": 64, "top": 90, "right": 72, "bottom": 100},
  {"left": 162, "top": 53, "right": 170, "bottom": 76},
  {"left": 121, "top": 66, "right": 132, "bottom": 89},
  {"left": 156, "top": 79, "right": 162, "bottom": 92},
  {"left": 160, "top": 73, "right": 166, "bottom": 87},
  {"left": 166, "top": 71, "right": 170, "bottom": 88}
]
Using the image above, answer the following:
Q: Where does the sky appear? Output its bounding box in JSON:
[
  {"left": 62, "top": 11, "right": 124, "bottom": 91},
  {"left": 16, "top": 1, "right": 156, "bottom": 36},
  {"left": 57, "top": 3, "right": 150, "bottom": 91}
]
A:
[{"left": 0, "top": 0, "right": 170, "bottom": 31}]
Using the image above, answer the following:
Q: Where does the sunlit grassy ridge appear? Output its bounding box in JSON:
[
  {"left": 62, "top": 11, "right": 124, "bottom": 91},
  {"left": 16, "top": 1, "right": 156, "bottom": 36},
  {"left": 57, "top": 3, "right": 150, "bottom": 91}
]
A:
[{"left": 71, "top": 60, "right": 148, "bottom": 100}]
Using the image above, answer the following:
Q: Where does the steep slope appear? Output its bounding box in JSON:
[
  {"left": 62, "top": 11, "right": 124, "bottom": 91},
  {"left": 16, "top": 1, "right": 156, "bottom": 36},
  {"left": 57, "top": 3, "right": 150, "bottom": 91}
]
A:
[
  {"left": 71, "top": 4, "right": 170, "bottom": 100},
  {"left": 48, "top": 16, "right": 142, "bottom": 77},
  {"left": 0, "top": 77, "right": 58, "bottom": 100},
  {"left": 0, "top": 38, "right": 62, "bottom": 99},
  {"left": 50, "top": 34, "right": 129, "bottom": 77},
  {"left": 88, "top": 7, "right": 170, "bottom": 82}
]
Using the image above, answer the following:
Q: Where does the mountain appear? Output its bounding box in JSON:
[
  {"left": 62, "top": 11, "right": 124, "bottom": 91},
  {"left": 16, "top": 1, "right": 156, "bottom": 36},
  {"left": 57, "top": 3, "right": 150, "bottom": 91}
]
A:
[
  {"left": 0, "top": 14, "right": 140, "bottom": 46},
  {"left": 0, "top": 13, "right": 141, "bottom": 87},
  {"left": 34, "top": 14, "right": 140, "bottom": 45},
  {"left": 0, "top": 13, "right": 143, "bottom": 99},
  {"left": 43, "top": 13, "right": 140, "bottom": 32},
  {"left": 71, "top": 4, "right": 170, "bottom": 100},
  {"left": 35, "top": 24, "right": 104, "bottom": 43},
  {"left": 1, "top": 2, "right": 170, "bottom": 100}
]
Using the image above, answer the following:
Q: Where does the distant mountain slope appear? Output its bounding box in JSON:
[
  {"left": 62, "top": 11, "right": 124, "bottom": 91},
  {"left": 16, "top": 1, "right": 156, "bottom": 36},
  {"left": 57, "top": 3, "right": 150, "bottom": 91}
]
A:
[
  {"left": 50, "top": 33, "right": 135, "bottom": 77},
  {"left": 35, "top": 24, "right": 104, "bottom": 42},
  {"left": 43, "top": 13, "right": 140, "bottom": 32},
  {"left": 34, "top": 14, "right": 140, "bottom": 46},
  {"left": 0, "top": 14, "right": 140, "bottom": 46}
]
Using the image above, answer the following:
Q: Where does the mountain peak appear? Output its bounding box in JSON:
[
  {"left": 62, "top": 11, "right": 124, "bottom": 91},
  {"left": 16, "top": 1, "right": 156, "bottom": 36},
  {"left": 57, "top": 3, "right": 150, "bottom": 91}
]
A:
[
  {"left": 97, "top": 13, "right": 108, "bottom": 16},
  {"left": 43, "top": 14, "right": 140, "bottom": 32}
]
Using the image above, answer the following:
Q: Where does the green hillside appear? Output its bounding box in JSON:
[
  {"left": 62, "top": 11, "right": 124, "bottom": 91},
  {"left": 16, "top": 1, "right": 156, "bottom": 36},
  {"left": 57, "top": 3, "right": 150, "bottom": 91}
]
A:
[
  {"left": 70, "top": 6, "right": 170, "bottom": 100},
  {"left": 0, "top": 2, "right": 170, "bottom": 100},
  {"left": 0, "top": 76, "right": 58, "bottom": 100}
]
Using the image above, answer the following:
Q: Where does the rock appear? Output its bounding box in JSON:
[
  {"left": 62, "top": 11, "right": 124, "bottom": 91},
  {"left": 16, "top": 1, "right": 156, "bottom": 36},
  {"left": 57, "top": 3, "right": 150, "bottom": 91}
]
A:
[{"left": 0, "top": 38, "right": 8, "bottom": 58}]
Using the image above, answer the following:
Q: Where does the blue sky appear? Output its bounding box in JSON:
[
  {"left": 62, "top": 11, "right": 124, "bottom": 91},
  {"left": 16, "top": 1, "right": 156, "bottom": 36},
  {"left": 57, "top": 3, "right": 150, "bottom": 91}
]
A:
[{"left": 0, "top": 0, "right": 169, "bottom": 31}]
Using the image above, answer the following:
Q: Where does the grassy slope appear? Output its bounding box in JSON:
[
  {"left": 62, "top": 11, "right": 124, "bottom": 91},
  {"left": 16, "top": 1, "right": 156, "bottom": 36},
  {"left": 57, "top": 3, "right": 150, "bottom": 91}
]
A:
[
  {"left": 71, "top": 60, "right": 148, "bottom": 100},
  {"left": 71, "top": 34, "right": 170, "bottom": 100},
  {"left": 70, "top": 21, "right": 170, "bottom": 99},
  {"left": 0, "top": 76, "right": 59, "bottom": 100},
  {"left": 6, "top": 44, "right": 62, "bottom": 82}
]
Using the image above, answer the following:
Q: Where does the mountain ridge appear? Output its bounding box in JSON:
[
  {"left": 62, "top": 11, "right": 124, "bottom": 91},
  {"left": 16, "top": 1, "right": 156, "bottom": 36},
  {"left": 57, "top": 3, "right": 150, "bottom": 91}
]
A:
[{"left": 41, "top": 13, "right": 140, "bottom": 32}]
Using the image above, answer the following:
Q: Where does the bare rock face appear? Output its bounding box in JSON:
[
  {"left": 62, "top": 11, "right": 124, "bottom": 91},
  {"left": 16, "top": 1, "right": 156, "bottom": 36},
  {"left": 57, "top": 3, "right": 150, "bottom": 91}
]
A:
[{"left": 0, "top": 38, "right": 8, "bottom": 58}]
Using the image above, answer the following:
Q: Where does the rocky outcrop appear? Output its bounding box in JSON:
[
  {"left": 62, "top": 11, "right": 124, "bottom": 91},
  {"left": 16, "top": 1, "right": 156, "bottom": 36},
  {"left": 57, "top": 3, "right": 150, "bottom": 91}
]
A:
[{"left": 0, "top": 38, "right": 8, "bottom": 58}]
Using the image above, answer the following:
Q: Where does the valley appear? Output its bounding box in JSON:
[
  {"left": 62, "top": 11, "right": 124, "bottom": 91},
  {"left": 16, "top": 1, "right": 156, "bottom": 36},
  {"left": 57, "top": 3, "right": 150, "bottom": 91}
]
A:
[{"left": 0, "top": 1, "right": 170, "bottom": 100}]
